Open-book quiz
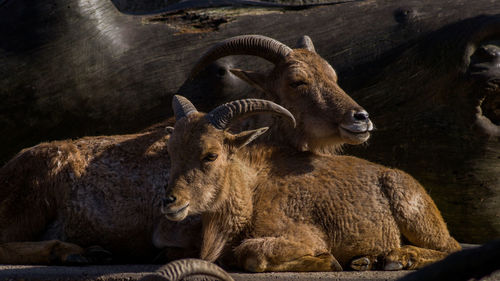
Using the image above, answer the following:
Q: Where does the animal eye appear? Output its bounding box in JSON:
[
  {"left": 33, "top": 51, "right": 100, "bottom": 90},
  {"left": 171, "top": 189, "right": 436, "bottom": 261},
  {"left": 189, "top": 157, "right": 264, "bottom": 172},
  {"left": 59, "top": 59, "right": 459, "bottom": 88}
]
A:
[
  {"left": 203, "top": 153, "right": 218, "bottom": 162},
  {"left": 289, "top": 80, "right": 307, "bottom": 88}
]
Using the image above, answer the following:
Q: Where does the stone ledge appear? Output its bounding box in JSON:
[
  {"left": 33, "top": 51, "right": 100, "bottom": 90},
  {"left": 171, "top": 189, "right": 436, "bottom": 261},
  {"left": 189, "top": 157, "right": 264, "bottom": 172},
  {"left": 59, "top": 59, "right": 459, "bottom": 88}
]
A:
[
  {"left": 1, "top": 264, "right": 499, "bottom": 281},
  {"left": 0, "top": 265, "right": 410, "bottom": 281}
]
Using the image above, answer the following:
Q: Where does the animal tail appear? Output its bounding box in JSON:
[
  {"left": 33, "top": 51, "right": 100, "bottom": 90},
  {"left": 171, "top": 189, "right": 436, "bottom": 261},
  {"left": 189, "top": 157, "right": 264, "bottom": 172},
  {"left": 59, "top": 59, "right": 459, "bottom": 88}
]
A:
[{"left": 139, "top": 258, "right": 234, "bottom": 281}]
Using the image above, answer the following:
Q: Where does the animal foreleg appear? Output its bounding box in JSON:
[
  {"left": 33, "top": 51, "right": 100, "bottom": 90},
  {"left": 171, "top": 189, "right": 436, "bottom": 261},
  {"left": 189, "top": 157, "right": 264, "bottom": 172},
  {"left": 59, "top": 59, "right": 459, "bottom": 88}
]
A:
[
  {"left": 350, "top": 255, "right": 381, "bottom": 271},
  {"left": 384, "top": 245, "right": 449, "bottom": 270},
  {"left": 233, "top": 237, "right": 342, "bottom": 272}
]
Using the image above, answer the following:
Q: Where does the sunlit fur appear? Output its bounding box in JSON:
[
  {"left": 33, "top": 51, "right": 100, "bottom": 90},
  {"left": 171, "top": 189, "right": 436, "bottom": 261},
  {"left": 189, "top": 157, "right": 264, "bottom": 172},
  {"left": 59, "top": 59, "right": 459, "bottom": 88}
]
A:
[
  {"left": 233, "top": 48, "right": 372, "bottom": 155},
  {"left": 0, "top": 42, "right": 372, "bottom": 265},
  {"left": 166, "top": 111, "right": 460, "bottom": 272}
]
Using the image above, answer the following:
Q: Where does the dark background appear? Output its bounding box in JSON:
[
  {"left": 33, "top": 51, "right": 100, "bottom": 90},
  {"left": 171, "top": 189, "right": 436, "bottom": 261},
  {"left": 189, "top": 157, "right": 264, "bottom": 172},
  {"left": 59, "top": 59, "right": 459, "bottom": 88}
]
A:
[{"left": 1, "top": 0, "right": 499, "bottom": 243}]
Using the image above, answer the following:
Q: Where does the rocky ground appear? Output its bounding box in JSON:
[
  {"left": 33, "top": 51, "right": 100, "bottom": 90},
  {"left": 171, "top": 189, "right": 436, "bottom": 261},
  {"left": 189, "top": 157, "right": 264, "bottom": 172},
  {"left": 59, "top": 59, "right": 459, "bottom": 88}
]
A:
[{"left": 0, "top": 265, "right": 499, "bottom": 281}]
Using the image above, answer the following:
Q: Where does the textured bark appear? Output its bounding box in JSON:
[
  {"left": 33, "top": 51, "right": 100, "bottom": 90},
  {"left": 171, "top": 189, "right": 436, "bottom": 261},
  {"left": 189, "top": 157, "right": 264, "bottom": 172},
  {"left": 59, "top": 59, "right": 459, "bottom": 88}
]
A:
[
  {"left": 344, "top": 15, "right": 500, "bottom": 244},
  {"left": 1, "top": 0, "right": 499, "bottom": 242}
]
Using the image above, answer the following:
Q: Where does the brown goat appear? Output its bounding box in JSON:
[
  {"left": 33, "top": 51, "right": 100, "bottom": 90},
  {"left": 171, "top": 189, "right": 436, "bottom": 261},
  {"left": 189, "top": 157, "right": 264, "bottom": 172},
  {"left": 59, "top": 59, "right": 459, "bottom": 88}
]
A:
[
  {"left": 164, "top": 96, "right": 461, "bottom": 272},
  {"left": 0, "top": 123, "right": 201, "bottom": 264},
  {"left": 189, "top": 35, "right": 374, "bottom": 153},
  {"left": 0, "top": 34, "right": 371, "bottom": 264}
]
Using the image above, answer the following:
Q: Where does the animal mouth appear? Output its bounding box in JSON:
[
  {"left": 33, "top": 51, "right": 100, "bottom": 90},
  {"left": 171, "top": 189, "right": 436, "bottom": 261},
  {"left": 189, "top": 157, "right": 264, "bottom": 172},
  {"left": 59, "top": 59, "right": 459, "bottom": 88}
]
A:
[
  {"left": 339, "top": 122, "right": 373, "bottom": 144},
  {"left": 340, "top": 126, "right": 371, "bottom": 135},
  {"left": 164, "top": 203, "right": 190, "bottom": 221}
]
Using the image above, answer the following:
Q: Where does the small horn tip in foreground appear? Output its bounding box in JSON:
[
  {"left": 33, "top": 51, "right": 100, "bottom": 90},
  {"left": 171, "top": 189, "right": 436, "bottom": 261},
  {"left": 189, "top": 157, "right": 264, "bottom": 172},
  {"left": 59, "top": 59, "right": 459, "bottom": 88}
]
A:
[
  {"left": 172, "top": 94, "right": 198, "bottom": 120},
  {"left": 138, "top": 258, "right": 234, "bottom": 281}
]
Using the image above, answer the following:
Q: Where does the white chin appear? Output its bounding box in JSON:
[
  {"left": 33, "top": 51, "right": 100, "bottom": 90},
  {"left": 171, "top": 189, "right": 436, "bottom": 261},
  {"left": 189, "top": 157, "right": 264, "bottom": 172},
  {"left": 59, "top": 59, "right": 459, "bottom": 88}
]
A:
[
  {"left": 165, "top": 208, "right": 189, "bottom": 222},
  {"left": 339, "top": 127, "right": 370, "bottom": 144}
]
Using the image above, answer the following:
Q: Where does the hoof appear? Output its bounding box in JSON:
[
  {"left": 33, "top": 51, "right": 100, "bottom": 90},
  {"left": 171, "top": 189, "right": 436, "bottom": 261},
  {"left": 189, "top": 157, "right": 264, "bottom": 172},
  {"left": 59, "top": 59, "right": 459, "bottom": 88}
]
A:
[
  {"left": 384, "top": 261, "right": 403, "bottom": 271},
  {"left": 351, "top": 257, "right": 372, "bottom": 271},
  {"left": 330, "top": 259, "right": 343, "bottom": 271},
  {"left": 84, "top": 245, "right": 113, "bottom": 264},
  {"left": 315, "top": 253, "right": 342, "bottom": 271}
]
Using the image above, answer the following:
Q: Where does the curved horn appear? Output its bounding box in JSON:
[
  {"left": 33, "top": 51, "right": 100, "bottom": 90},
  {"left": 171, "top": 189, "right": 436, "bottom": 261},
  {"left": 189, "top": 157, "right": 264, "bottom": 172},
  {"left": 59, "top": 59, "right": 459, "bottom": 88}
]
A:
[
  {"left": 206, "top": 98, "right": 296, "bottom": 130},
  {"left": 139, "top": 258, "right": 234, "bottom": 281},
  {"left": 296, "top": 35, "right": 316, "bottom": 52},
  {"left": 190, "top": 35, "right": 293, "bottom": 78},
  {"left": 172, "top": 95, "right": 198, "bottom": 120}
]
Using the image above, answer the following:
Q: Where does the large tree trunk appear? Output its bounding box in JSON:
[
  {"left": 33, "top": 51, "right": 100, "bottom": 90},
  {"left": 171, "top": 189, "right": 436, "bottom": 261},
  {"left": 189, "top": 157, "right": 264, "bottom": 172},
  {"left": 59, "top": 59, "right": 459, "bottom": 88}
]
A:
[
  {"left": 1, "top": 0, "right": 499, "bottom": 243},
  {"left": 344, "top": 15, "right": 500, "bottom": 244}
]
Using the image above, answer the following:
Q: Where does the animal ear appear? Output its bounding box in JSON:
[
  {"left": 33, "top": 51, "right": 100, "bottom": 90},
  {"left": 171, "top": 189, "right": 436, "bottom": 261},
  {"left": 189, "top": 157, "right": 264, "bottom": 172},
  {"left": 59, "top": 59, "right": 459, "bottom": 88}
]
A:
[
  {"left": 296, "top": 35, "right": 316, "bottom": 53},
  {"left": 228, "top": 127, "right": 269, "bottom": 149},
  {"left": 230, "top": 69, "right": 269, "bottom": 94}
]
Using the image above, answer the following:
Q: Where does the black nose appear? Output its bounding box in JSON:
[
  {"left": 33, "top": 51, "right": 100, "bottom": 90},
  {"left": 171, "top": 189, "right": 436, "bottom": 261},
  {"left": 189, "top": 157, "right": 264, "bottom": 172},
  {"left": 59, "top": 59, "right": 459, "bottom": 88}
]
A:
[
  {"left": 164, "top": 195, "right": 176, "bottom": 205},
  {"left": 353, "top": 111, "right": 369, "bottom": 121}
]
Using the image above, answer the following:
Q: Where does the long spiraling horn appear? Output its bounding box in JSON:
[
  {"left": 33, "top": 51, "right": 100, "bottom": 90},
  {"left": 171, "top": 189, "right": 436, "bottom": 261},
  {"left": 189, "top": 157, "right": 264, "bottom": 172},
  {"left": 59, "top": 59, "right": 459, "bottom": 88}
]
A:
[
  {"left": 190, "top": 35, "right": 293, "bottom": 78},
  {"left": 138, "top": 258, "right": 234, "bottom": 281},
  {"left": 172, "top": 95, "right": 198, "bottom": 120},
  {"left": 206, "top": 98, "right": 296, "bottom": 130}
]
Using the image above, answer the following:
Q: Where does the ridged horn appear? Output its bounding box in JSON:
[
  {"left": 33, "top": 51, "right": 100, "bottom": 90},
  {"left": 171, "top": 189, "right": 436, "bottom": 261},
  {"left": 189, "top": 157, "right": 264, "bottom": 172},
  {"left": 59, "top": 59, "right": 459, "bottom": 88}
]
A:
[
  {"left": 138, "top": 258, "right": 234, "bottom": 281},
  {"left": 206, "top": 98, "right": 296, "bottom": 130},
  {"left": 172, "top": 95, "right": 198, "bottom": 120},
  {"left": 190, "top": 35, "right": 293, "bottom": 79},
  {"left": 296, "top": 35, "right": 316, "bottom": 53}
]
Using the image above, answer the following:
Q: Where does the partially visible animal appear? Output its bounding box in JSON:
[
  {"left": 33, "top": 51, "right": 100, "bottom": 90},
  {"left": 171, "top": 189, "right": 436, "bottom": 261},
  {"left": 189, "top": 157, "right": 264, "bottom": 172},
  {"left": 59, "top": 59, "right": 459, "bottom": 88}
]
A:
[
  {"left": 139, "top": 258, "right": 233, "bottom": 281},
  {"left": 163, "top": 95, "right": 461, "bottom": 272},
  {"left": 0, "top": 118, "right": 203, "bottom": 264}
]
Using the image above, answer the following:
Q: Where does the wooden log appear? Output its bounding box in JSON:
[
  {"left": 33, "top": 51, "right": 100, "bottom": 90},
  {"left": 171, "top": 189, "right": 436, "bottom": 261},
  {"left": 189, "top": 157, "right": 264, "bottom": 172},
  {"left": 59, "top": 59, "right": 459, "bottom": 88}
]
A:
[
  {"left": 1, "top": 0, "right": 499, "bottom": 242},
  {"left": 344, "top": 15, "right": 500, "bottom": 243}
]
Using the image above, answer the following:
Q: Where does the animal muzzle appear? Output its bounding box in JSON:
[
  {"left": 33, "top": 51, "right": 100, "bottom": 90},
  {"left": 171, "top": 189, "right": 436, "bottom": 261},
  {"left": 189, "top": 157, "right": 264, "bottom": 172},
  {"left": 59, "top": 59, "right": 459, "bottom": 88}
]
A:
[
  {"left": 161, "top": 194, "right": 190, "bottom": 222},
  {"left": 339, "top": 110, "right": 374, "bottom": 144},
  {"left": 340, "top": 110, "right": 374, "bottom": 133}
]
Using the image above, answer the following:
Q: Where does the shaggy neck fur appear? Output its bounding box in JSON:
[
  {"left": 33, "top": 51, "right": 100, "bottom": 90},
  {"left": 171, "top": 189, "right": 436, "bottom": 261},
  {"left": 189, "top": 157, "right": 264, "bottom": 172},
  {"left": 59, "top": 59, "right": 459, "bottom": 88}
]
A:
[
  {"left": 237, "top": 113, "right": 344, "bottom": 155},
  {"left": 198, "top": 143, "right": 317, "bottom": 263},
  {"left": 199, "top": 156, "right": 257, "bottom": 262}
]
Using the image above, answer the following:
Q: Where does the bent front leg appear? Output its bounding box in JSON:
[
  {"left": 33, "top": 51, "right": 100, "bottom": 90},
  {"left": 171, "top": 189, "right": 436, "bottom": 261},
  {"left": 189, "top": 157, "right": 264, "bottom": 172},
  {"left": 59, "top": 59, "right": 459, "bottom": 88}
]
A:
[
  {"left": 384, "top": 245, "right": 449, "bottom": 270},
  {"left": 234, "top": 237, "right": 342, "bottom": 272},
  {"left": 350, "top": 255, "right": 381, "bottom": 271}
]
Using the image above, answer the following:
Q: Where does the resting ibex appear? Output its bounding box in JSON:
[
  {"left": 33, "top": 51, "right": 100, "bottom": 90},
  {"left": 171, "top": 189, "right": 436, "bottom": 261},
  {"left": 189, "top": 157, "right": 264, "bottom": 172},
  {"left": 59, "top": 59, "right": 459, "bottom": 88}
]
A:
[
  {"left": 164, "top": 96, "right": 461, "bottom": 272},
  {"left": 0, "top": 34, "right": 371, "bottom": 264},
  {"left": 0, "top": 126, "right": 186, "bottom": 264},
  {"left": 187, "top": 34, "right": 374, "bottom": 153}
]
